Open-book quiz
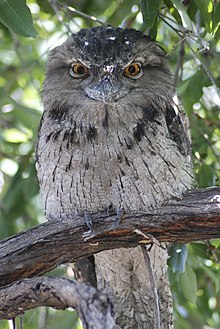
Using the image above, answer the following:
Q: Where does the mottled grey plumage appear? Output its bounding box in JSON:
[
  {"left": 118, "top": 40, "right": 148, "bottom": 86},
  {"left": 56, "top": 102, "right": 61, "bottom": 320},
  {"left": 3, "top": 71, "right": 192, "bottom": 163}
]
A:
[{"left": 36, "top": 27, "right": 193, "bottom": 329}]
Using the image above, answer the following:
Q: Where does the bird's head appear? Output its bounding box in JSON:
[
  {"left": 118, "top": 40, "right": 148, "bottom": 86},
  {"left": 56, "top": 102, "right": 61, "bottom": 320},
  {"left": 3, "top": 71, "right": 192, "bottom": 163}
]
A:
[{"left": 42, "top": 26, "right": 171, "bottom": 107}]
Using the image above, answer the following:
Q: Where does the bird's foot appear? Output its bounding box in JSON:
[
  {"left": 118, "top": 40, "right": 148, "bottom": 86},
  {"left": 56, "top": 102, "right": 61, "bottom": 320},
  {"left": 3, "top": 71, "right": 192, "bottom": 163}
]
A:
[
  {"left": 82, "top": 210, "right": 95, "bottom": 239},
  {"left": 112, "top": 207, "right": 124, "bottom": 230},
  {"left": 83, "top": 207, "right": 124, "bottom": 242}
]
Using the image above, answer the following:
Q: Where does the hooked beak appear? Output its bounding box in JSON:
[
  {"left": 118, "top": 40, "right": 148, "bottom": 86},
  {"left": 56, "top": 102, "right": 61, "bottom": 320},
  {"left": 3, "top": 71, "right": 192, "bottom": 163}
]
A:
[{"left": 85, "top": 74, "right": 126, "bottom": 102}]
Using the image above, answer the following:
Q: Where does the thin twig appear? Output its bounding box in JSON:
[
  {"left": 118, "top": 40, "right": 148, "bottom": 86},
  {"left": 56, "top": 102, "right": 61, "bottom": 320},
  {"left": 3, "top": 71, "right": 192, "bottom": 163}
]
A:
[
  {"left": 47, "top": 0, "right": 63, "bottom": 21},
  {"left": 159, "top": 13, "right": 220, "bottom": 95},
  {"left": 134, "top": 229, "right": 165, "bottom": 249},
  {"left": 38, "top": 307, "right": 48, "bottom": 329},
  {"left": 141, "top": 245, "right": 161, "bottom": 329},
  {"left": 186, "top": 41, "right": 220, "bottom": 94},
  {"left": 49, "top": 0, "right": 105, "bottom": 26},
  {"left": 66, "top": 6, "right": 105, "bottom": 26},
  {"left": 159, "top": 12, "right": 210, "bottom": 48},
  {"left": 158, "top": 12, "right": 193, "bottom": 35},
  {"left": 206, "top": 241, "right": 220, "bottom": 265},
  {"left": 47, "top": 0, "right": 72, "bottom": 34},
  {"left": 19, "top": 316, "right": 23, "bottom": 329},
  {"left": 174, "top": 37, "right": 185, "bottom": 86},
  {"left": 12, "top": 318, "right": 16, "bottom": 329},
  {"left": 159, "top": 14, "right": 183, "bottom": 37}
]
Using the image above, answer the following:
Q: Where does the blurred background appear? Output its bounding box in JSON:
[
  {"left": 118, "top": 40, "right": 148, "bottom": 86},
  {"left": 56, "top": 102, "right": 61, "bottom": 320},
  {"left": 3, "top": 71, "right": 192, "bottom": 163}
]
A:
[{"left": 0, "top": 1, "right": 220, "bottom": 328}]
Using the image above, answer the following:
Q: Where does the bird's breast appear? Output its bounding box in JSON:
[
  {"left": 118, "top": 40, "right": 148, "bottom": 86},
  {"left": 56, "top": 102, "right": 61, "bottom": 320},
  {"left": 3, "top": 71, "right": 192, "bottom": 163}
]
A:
[{"left": 36, "top": 105, "right": 192, "bottom": 220}]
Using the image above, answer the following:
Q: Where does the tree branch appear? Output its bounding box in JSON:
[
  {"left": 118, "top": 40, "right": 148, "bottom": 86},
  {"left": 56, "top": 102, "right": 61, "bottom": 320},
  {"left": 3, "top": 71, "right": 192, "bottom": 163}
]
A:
[
  {"left": 0, "top": 187, "right": 219, "bottom": 287},
  {"left": 0, "top": 277, "right": 119, "bottom": 329}
]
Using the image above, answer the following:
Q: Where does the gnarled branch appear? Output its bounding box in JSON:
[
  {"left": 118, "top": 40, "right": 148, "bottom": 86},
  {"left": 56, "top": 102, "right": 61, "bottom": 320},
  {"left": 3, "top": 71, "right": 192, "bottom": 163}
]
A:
[
  {"left": 0, "top": 276, "right": 119, "bottom": 328},
  {"left": 0, "top": 187, "right": 219, "bottom": 288}
]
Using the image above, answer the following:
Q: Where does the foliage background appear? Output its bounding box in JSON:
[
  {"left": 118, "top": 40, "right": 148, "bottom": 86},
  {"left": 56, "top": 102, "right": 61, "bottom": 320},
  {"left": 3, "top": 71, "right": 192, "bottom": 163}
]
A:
[{"left": 0, "top": 0, "right": 220, "bottom": 328}]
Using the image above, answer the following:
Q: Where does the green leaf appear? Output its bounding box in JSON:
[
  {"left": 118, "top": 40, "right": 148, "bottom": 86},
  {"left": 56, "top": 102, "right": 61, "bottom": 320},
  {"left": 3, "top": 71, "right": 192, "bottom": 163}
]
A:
[
  {"left": 214, "top": 24, "right": 220, "bottom": 39},
  {"left": 190, "top": 243, "right": 208, "bottom": 259},
  {"left": 177, "top": 70, "right": 211, "bottom": 113},
  {"left": 163, "top": 0, "right": 182, "bottom": 24},
  {"left": 0, "top": 0, "right": 37, "bottom": 37},
  {"left": 197, "top": 164, "right": 216, "bottom": 188},
  {"left": 148, "top": 16, "right": 158, "bottom": 40},
  {"left": 22, "top": 163, "right": 39, "bottom": 200},
  {"left": 187, "top": 1, "right": 198, "bottom": 21},
  {"left": 2, "top": 169, "right": 24, "bottom": 211},
  {"left": 168, "top": 243, "right": 188, "bottom": 273},
  {"left": 36, "top": 0, "right": 54, "bottom": 14},
  {"left": 193, "top": 0, "right": 212, "bottom": 32},
  {"left": 213, "top": 2, "right": 220, "bottom": 31},
  {"left": 141, "top": 0, "right": 162, "bottom": 29},
  {"left": 171, "top": 0, "right": 193, "bottom": 31},
  {"left": 179, "top": 263, "right": 197, "bottom": 304},
  {"left": 209, "top": 239, "right": 220, "bottom": 249}
]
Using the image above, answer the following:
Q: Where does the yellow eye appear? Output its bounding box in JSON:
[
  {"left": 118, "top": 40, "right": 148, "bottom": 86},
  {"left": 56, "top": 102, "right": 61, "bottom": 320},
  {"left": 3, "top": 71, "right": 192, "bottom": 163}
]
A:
[
  {"left": 70, "top": 63, "right": 89, "bottom": 78},
  {"left": 123, "top": 63, "right": 142, "bottom": 79}
]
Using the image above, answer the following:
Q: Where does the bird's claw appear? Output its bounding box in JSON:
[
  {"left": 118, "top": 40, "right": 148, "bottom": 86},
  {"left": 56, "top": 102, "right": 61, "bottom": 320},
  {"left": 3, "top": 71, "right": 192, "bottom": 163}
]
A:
[
  {"left": 83, "top": 207, "right": 124, "bottom": 241},
  {"left": 112, "top": 207, "right": 124, "bottom": 230},
  {"left": 82, "top": 210, "right": 94, "bottom": 239}
]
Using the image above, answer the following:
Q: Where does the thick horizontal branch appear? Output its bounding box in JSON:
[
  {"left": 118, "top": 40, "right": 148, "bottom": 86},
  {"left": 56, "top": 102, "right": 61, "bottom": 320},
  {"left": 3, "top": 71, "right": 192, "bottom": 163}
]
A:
[
  {"left": 0, "top": 187, "right": 219, "bottom": 287},
  {"left": 0, "top": 276, "right": 119, "bottom": 329}
]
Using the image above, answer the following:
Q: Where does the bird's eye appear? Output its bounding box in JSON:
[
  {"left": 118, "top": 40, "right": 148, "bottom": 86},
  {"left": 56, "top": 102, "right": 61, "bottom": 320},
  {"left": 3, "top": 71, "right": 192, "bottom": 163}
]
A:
[
  {"left": 70, "top": 63, "right": 90, "bottom": 78},
  {"left": 123, "top": 63, "right": 142, "bottom": 79}
]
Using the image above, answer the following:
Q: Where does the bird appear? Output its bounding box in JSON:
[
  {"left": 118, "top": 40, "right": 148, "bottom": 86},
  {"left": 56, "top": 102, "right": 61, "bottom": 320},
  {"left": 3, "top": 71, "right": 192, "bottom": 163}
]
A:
[{"left": 36, "top": 26, "right": 193, "bottom": 329}]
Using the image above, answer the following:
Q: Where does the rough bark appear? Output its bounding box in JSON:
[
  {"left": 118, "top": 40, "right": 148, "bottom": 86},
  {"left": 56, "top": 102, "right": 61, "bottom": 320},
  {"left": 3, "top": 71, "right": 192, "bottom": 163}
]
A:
[
  {"left": 0, "top": 277, "right": 119, "bottom": 329},
  {"left": 0, "top": 187, "right": 219, "bottom": 288},
  {"left": 0, "top": 187, "right": 219, "bottom": 326},
  {"left": 95, "top": 245, "right": 173, "bottom": 329}
]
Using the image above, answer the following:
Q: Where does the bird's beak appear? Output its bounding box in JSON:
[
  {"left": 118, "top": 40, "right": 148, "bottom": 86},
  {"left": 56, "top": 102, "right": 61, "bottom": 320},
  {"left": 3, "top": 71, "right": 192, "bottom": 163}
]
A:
[{"left": 85, "top": 73, "right": 123, "bottom": 102}]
